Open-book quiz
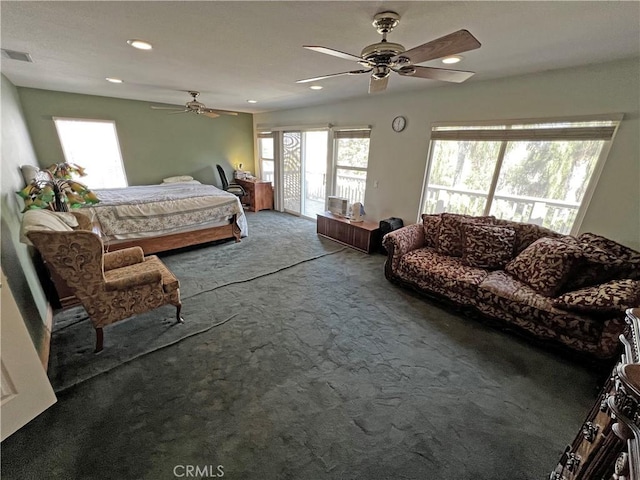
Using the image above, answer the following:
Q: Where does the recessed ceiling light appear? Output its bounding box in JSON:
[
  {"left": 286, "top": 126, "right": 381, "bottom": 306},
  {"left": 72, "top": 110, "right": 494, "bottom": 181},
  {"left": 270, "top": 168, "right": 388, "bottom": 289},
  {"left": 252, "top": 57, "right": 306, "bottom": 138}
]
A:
[
  {"left": 442, "top": 55, "right": 462, "bottom": 64},
  {"left": 309, "top": 85, "right": 323, "bottom": 90},
  {"left": 247, "top": 100, "right": 258, "bottom": 104},
  {"left": 127, "top": 39, "right": 153, "bottom": 50},
  {"left": 106, "top": 77, "right": 123, "bottom": 83}
]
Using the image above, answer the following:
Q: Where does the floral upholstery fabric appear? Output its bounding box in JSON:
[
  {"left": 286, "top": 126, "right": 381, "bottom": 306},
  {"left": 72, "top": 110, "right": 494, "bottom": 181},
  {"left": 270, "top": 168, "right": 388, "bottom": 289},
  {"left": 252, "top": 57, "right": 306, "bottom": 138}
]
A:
[
  {"left": 477, "top": 271, "right": 603, "bottom": 343},
  {"left": 398, "top": 248, "right": 488, "bottom": 303},
  {"left": 421, "top": 214, "right": 441, "bottom": 248},
  {"left": 554, "top": 279, "right": 640, "bottom": 314},
  {"left": 436, "top": 213, "right": 495, "bottom": 257},
  {"left": 27, "top": 229, "right": 181, "bottom": 330},
  {"left": 384, "top": 215, "right": 635, "bottom": 359},
  {"left": 505, "top": 237, "right": 582, "bottom": 297},
  {"left": 494, "top": 218, "right": 562, "bottom": 254},
  {"left": 103, "top": 246, "right": 145, "bottom": 271},
  {"left": 383, "top": 223, "right": 425, "bottom": 274},
  {"left": 461, "top": 224, "right": 516, "bottom": 269}
]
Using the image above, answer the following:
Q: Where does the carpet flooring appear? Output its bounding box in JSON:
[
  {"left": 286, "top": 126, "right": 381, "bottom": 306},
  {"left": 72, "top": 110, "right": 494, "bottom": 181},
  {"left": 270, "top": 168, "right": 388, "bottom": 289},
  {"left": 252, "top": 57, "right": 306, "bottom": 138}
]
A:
[{"left": 2, "top": 211, "right": 604, "bottom": 479}]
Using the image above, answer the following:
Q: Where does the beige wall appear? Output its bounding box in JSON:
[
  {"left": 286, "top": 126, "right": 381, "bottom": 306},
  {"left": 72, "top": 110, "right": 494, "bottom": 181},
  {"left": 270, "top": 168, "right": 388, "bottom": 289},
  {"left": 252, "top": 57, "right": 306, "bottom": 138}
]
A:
[
  {"left": 17, "top": 88, "right": 255, "bottom": 187},
  {"left": 255, "top": 58, "right": 640, "bottom": 250},
  {"left": 1, "top": 75, "right": 50, "bottom": 350}
]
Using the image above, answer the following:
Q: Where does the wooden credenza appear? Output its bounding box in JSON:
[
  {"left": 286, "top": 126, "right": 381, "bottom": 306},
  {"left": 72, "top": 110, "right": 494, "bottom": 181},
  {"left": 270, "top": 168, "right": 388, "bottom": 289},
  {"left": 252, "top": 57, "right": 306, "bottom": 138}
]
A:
[
  {"left": 551, "top": 308, "right": 640, "bottom": 479},
  {"left": 316, "top": 211, "right": 380, "bottom": 253},
  {"left": 235, "top": 178, "right": 273, "bottom": 212}
]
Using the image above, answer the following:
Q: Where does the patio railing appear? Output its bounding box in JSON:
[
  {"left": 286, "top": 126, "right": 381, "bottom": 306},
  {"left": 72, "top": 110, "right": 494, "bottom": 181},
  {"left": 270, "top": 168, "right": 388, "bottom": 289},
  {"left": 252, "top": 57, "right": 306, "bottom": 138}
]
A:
[{"left": 423, "top": 185, "right": 581, "bottom": 234}]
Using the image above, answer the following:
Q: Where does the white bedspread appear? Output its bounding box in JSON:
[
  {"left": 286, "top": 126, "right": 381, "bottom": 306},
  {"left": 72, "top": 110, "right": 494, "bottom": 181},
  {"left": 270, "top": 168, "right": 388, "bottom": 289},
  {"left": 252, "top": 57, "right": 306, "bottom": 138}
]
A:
[{"left": 83, "top": 183, "right": 248, "bottom": 240}]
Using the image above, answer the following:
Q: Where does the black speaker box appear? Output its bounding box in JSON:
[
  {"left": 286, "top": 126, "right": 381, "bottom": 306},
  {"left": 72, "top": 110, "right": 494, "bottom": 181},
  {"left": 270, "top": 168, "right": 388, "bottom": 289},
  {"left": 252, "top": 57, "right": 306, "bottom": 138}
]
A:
[{"left": 379, "top": 217, "right": 404, "bottom": 254}]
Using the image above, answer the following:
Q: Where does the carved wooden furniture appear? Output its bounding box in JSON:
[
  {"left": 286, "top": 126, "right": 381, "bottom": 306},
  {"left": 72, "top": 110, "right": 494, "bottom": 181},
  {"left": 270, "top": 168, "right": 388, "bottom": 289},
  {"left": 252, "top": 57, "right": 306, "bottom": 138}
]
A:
[
  {"left": 316, "top": 211, "right": 381, "bottom": 253},
  {"left": 28, "top": 229, "right": 184, "bottom": 352},
  {"left": 235, "top": 178, "right": 274, "bottom": 212},
  {"left": 551, "top": 308, "right": 640, "bottom": 479}
]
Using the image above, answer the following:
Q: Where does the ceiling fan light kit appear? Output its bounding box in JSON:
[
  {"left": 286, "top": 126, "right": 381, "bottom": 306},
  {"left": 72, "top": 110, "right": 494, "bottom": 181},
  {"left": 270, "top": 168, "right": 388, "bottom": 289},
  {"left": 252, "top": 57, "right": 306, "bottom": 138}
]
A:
[{"left": 297, "top": 10, "right": 481, "bottom": 94}]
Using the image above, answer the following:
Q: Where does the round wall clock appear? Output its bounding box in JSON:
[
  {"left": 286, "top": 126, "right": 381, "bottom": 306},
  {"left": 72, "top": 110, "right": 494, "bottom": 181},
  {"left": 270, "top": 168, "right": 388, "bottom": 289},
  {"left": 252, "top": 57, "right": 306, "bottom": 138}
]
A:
[{"left": 392, "top": 116, "right": 406, "bottom": 132}]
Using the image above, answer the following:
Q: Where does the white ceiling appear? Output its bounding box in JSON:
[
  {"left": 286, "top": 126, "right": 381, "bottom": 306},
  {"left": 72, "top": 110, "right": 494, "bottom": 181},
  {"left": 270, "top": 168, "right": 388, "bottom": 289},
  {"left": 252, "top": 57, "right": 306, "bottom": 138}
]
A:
[{"left": 1, "top": 1, "right": 639, "bottom": 114}]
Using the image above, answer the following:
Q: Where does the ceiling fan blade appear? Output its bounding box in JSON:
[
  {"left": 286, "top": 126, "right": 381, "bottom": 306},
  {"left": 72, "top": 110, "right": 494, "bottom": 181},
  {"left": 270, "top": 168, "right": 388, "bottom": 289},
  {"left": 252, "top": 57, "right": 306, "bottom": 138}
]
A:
[
  {"left": 202, "top": 108, "right": 238, "bottom": 116},
  {"left": 296, "top": 69, "right": 371, "bottom": 84},
  {"left": 303, "top": 46, "right": 364, "bottom": 63},
  {"left": 368, "top": 75, "right": 389, "bottom": 94},
  {"left": 398, "top": 66, "right": 475, "bottom": 83},
  {"left": 393, "top": 29, "right": 481, "bottom": 65},
  {"left": 151, "top": 106, "right": 184, "bottom": 111},
  {"left": 201, "top": 111, "right": 220, "bottom": 119},
  {"left": 167, "top": 110, "right": 190, "bottom": 114}
]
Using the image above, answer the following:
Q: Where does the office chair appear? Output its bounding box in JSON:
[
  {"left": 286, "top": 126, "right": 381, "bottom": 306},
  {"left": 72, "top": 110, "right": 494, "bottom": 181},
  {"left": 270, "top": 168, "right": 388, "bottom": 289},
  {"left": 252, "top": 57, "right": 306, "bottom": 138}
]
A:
[{"left": 216, "top": 164, "right": 246, "bottom": 199}]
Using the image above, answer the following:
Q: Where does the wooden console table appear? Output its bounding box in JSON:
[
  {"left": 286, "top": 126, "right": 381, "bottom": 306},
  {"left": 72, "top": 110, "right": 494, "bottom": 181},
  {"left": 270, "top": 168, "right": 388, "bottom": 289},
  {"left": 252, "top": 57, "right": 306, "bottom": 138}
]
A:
[
  {"left": 235, "top": 178, "right": 273, "bottom": 212},
  {"left": 551, "top": 308, "right": 640, "bottom": 479},
  {"left": 316, "top": 211, "right": 380, "bottom": 253}
]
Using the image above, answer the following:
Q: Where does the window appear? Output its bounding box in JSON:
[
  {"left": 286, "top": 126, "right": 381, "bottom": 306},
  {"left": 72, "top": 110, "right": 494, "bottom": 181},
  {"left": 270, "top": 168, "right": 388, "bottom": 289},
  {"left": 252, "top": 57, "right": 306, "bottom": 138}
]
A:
[
  {"left": 421, "top": 117, "right": 621, "bottom": 234},
  {"left": 258, "top": 132, "right": 275, "bottom": 184},
  {"left": 53, "top": 118, "right": 127, "bottom": 189},
  {"left": 332, "top": 129, "right": 371, "bottom": 205}
]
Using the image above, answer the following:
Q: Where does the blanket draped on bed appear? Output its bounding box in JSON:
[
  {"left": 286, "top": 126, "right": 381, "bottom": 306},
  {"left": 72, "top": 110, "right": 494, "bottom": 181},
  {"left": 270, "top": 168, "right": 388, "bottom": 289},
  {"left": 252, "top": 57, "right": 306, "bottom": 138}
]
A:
[{"left": 82, "top": 182, "right": 248, "bottom": 239}]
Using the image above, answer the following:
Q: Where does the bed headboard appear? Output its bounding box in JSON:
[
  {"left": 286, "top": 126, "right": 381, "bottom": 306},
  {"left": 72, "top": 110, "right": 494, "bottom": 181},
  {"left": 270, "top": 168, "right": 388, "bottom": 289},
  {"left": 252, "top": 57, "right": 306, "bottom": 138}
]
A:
[{"left": 190, "top": 165, "right": 219, "bottom": 187}]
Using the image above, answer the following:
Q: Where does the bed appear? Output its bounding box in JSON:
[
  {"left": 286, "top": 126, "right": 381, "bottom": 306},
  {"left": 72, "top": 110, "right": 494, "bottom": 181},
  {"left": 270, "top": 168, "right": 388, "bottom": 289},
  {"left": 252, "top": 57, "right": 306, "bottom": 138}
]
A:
[{"left": 80, "top": 181, "right": 248, "bottom": 254}]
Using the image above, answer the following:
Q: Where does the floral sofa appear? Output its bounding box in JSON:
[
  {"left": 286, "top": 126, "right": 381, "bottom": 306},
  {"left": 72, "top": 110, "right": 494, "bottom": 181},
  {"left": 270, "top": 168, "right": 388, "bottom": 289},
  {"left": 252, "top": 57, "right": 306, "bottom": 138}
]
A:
[{"left": 382, "top": 213, "right": 640, "bottom": 359}]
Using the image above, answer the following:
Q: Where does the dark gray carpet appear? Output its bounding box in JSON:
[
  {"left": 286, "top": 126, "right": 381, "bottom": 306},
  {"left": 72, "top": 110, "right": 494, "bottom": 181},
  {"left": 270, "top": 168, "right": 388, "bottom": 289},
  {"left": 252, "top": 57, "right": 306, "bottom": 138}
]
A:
[{"left": 2, "top": 211, "right": 602, "bottom": 479}]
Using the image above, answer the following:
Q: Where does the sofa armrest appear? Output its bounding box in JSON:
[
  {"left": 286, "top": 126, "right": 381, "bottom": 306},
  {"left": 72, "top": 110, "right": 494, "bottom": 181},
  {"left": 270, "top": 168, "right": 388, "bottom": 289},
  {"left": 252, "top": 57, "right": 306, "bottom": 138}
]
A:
[
  {"left": 383, "top": 223, "right": 425, "bottom": 278},
  {"left": 104, "top": 247, "right": 145, "bottom": 271},
  {"left": 104, "top": 270, "right": 162, "bottom": 292}
]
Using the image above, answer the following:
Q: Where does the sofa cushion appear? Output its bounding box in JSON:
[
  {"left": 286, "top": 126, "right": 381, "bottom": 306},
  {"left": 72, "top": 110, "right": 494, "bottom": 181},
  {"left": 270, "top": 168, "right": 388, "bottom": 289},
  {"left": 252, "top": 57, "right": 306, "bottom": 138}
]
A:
[
  {"left": 421, "top": 214, "right": 441, "bottom": 248},
  {"left": 494, "top": 219, "right": 563, "bottom": 254},
  {"left": 553, "top": 279, "right": 640, "bottom": 314},
  {"left": 578, "top": 233, "right": 640, "bottom": 280},
  {"left": 398, "top": 247, "right": 488, "bottom": 304},
  {"left": 461, "top": 224, "right": 516, "bottom": 269},
  {"left": 505, "top": 237, "right": 582, "bottom": 297},
  {"left": 437, "top": 213, "right": 495, "bottom": 257},
  {"left": 477, "top": 271, "right": 604, "bottom": 343}
]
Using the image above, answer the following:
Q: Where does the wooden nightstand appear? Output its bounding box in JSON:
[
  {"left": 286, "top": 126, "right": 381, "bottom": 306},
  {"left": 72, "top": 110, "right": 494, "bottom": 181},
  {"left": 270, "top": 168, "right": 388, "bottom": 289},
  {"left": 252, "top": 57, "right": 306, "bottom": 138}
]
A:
[{"left": 235, "top": 179, "right": 274, "bottom": 212}]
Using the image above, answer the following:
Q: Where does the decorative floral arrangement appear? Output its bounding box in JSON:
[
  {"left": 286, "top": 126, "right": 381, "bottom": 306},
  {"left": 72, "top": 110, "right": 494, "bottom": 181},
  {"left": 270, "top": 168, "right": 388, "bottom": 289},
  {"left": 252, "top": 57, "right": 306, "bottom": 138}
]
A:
[{"left": 17, "top": 162, "right": 100, "bottom": 212}]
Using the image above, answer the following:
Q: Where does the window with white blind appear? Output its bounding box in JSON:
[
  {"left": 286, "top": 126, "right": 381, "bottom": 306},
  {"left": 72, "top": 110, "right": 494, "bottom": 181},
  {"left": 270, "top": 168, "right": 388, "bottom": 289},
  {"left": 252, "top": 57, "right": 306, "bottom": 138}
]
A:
[
  {"left": 420, "top": 116, "right": 621, "bottom": 234},
  {"left": 332, "top": 128, "right": 371, "bottom": 205},
  {"left": 53, "top": 117, "right": 127, "bottom": 189},
  {"left": 257, "top": 131, "right": 275, "bottom": 184}
]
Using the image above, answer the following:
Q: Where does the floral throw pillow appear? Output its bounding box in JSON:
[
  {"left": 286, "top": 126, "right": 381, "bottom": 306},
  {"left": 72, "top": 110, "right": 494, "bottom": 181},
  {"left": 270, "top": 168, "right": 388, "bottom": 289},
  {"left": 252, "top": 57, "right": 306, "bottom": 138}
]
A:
[
  {"left": 421, "top": 214, "right": 441, "bottom": 248},
  {"left": 505, "top": 237, "right": 582, "bottom": 297},
  {"left": 436, "top": 213, "right": 495, "bottom": 257},
  {"left": 553, "top": 279, "right": 640, "bottom": 313},
  {"left": 461, "top": 224, "right": 516, "bottom": 269}
]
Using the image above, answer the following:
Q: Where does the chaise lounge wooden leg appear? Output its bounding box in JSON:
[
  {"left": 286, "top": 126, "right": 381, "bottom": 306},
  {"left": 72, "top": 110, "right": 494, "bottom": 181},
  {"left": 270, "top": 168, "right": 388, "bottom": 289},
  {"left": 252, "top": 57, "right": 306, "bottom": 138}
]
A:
[
  {"left": 95, "top": 327, "right": 104, "bottom": 353},
  {"left": 176, "top": 303, "right": 184, "bottom": 324}
]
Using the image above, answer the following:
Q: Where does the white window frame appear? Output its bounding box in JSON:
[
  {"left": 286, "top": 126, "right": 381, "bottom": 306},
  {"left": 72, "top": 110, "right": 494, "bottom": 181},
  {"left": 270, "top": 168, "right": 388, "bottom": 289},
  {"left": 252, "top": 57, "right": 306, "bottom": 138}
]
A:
[
  {"left": 331, "top": 127, "right": 371, "bottom": 206},
  {"left": 53, "top": 117, "right": 128, "bottom": 188},
  {"left": 419, "top": 114, "right": 623, "bottom": 235}
]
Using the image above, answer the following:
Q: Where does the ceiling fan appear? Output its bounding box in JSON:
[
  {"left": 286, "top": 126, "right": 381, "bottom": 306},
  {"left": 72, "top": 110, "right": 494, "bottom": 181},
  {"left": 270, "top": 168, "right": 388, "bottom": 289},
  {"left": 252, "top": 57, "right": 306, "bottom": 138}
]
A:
[
  {"left": 297, "top": 11, "right": 481, "bottom": 94},
  {"left": 150, "top": 91, "right": 238, "bottom": 118}
]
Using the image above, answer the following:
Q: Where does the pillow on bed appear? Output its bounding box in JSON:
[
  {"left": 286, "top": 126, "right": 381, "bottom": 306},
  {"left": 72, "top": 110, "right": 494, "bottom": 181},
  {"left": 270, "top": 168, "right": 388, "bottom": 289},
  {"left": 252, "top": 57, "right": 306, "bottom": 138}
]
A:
[
  {"left": 162, "top": 175, "right": 194, "bottom": 183},
  {"left": 21, "top": 165, "right": 41, "bottom": 185}
]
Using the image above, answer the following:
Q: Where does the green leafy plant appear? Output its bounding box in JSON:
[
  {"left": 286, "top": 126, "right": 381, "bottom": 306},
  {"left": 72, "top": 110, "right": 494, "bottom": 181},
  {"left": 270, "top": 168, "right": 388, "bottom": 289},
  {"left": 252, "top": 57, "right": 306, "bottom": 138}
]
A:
[{"left": 17, "top": 162, "right": 99, "bottom": 212}]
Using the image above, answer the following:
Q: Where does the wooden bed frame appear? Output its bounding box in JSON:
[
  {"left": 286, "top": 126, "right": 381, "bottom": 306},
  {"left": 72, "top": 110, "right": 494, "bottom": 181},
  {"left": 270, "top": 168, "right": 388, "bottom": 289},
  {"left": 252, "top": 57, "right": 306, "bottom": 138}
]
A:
[{"left": 102, "top": 214, "right": 242, "bottom": 254}]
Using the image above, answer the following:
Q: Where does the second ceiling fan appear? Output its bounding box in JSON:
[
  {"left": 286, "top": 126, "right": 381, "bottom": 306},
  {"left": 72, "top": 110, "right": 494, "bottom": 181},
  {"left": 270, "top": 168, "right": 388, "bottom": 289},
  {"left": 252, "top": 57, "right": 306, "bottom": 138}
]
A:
[
  {"left": 297, "top": 11, "right": 481, "bottom": 93},
  {"left": 151, "top": 91, "right": 238, "bottom": 119}
]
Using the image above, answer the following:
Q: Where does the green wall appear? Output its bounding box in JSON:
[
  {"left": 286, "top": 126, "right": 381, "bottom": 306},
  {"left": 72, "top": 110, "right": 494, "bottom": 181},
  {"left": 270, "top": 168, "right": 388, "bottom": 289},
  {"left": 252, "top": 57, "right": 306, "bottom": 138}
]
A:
[
  {"left": 1, "top": 75, "right": 50, "bottom": 351},
  {"left": 17, "top": 88, "right": 255, "bottom": 186}
]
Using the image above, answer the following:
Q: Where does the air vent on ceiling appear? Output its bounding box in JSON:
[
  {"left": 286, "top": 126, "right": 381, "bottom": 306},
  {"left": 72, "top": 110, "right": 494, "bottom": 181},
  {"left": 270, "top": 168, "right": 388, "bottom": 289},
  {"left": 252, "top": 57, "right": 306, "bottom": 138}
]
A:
[{"left": 1, "top": 49, "right": 33, "bottom": 62}]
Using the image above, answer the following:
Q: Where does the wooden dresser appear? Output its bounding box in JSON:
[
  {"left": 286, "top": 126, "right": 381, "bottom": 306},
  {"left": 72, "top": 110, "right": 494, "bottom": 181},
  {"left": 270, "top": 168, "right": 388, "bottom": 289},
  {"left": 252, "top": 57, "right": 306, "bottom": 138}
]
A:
[
  {"left": 235, "top": 178, "right": 273, "bottom": 212},
  {"left": 551, "top": 308, "right": 640, "bottom": 479}
]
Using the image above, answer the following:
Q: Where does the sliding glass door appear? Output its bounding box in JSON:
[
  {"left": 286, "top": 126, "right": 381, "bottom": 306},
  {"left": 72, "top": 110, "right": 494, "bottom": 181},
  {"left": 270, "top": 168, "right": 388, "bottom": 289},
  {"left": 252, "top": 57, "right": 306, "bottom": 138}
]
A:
[{"left": 281, "top": 130, "right": 328, "bottom": 218}]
